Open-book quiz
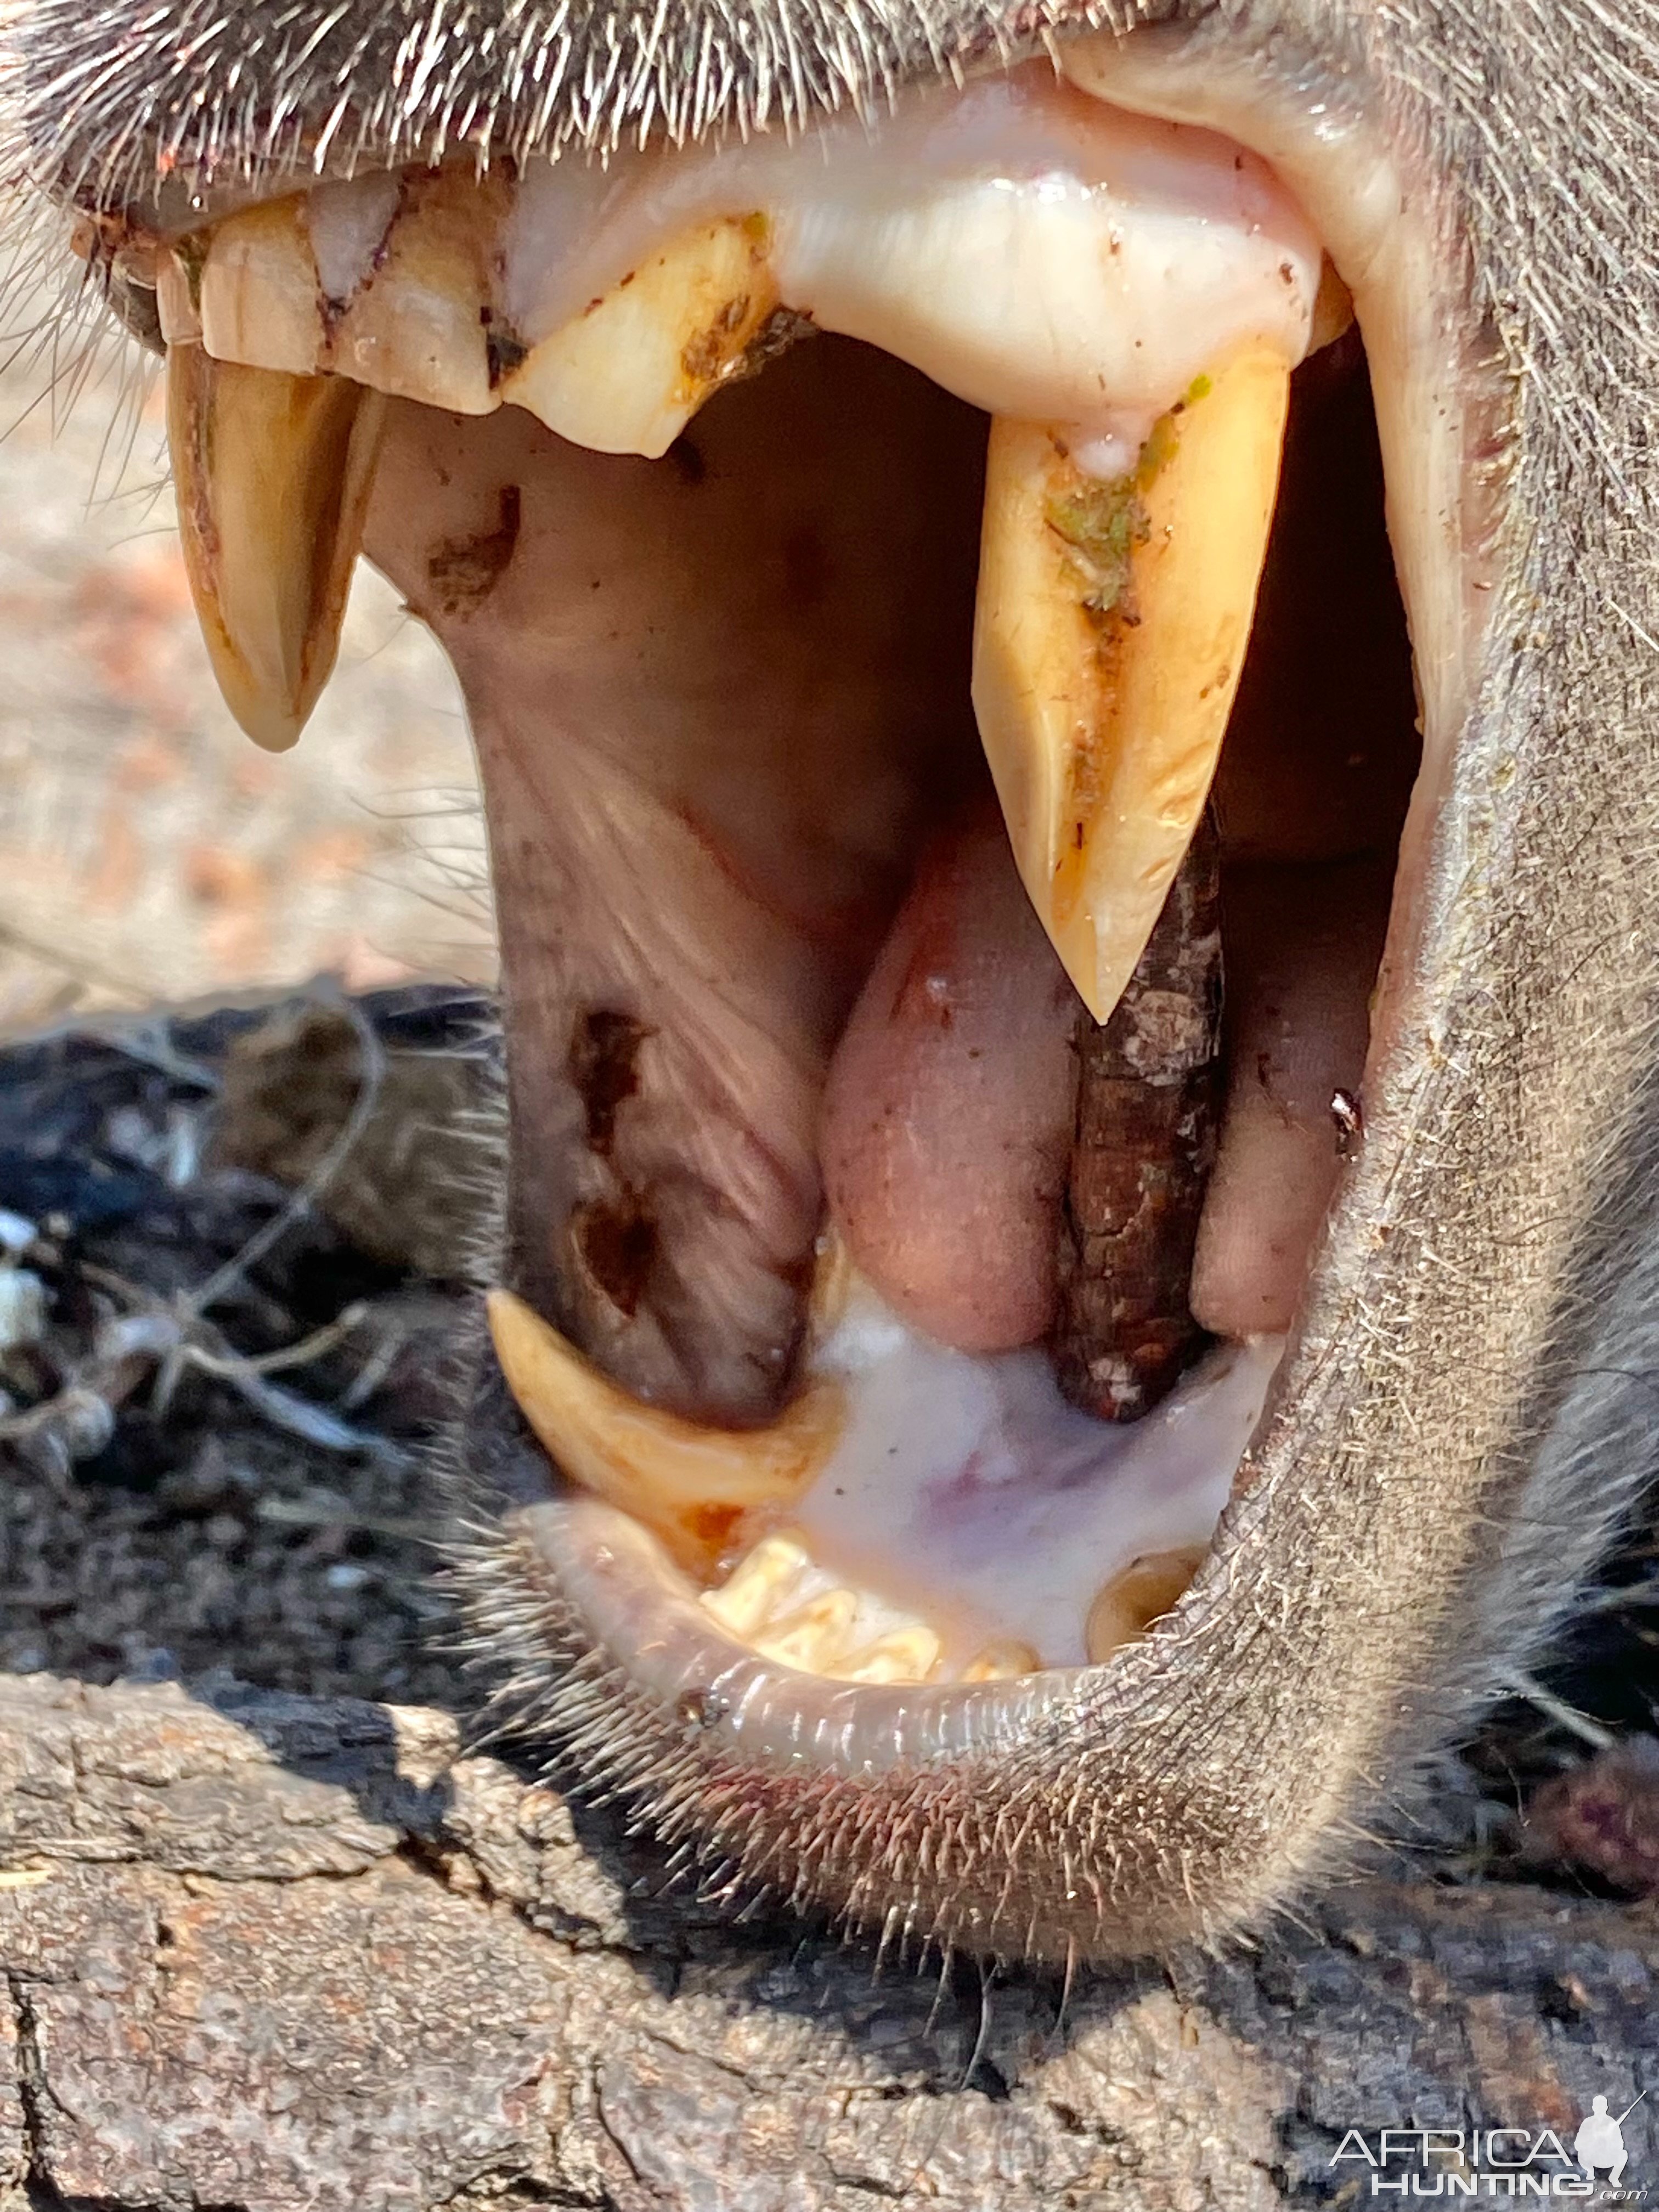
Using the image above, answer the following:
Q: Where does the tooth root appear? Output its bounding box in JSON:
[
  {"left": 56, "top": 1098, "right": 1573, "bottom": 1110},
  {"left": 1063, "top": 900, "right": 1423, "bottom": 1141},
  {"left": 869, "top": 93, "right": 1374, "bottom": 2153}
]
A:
[
  {"left": 166, "top": 345, "right": 385, "bottom": 752},
  {"left": 701, "top": 1532, "right": 811, "bottom": 1638},
  {"left": 487, "top": 1289, "right": 843, "bottom": 1571},
  {"left": 961, "top": 1638, "right": 1042, "bottom": 1682},
  {"left": 972, "top": 346, "right": 1290, "bottom": 1022},
  {"left": 199, "top": 199, "right": 325, "bottom": 376},
  {"left": 831, "top": 1625, "right": 942, "bottom": 1685},
  {"left": 1084, "top": 1545, "right": 1207, "bottom": 1665},
  {"left": 751, "top": 1589, "right": 860, "bottom": 1673},
  {"left": 330, "top": 169, "right": 508, "bottom": 416},
  {"left": 501, "top": 216, "right": 785, "bottom": 459}
]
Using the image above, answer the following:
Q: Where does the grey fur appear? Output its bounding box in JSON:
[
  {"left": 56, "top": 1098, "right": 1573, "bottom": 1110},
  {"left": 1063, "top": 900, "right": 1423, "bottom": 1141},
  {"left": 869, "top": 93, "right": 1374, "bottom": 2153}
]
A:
[{"left": 10, "top": 0, "right": 1659, "bottom": 1957}]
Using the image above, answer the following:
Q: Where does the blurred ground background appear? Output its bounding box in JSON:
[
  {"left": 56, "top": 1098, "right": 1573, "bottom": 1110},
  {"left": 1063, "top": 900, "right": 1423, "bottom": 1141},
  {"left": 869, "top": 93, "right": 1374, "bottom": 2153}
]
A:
[{"left": 0, "top": 279, "right": 495, "bottom": 1037}]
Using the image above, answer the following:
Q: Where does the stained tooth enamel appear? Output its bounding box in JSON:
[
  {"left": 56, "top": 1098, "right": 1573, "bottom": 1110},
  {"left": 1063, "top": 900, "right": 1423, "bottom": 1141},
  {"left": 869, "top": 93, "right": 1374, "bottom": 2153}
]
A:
[
  {"left": 329, "top": 170, "right": 506, "bottom": 416},
  {"left": 199, "top": 198, "right": 324, "bottom": 376},
  {"left": 1084, "top": 1545, "right": 1207, "bottom": 1664},
  {"left": 972, "top": 345, "right": 1291, "bottom": 1022},
  {"left": 487, "top": 1290, "right": 843, "bottom": 1572},
  {"left": 500, "top": 216, "right": 784, "bottom": 460},
  {"left": 166, "top": 345, "right": 385, "bottom": 752}
]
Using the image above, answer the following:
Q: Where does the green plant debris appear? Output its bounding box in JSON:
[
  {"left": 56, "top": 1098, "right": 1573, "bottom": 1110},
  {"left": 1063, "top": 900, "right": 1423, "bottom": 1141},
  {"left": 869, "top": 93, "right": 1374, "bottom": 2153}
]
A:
[{"left": 1044, "top": 383, "right": 1208, "bottom": 621}]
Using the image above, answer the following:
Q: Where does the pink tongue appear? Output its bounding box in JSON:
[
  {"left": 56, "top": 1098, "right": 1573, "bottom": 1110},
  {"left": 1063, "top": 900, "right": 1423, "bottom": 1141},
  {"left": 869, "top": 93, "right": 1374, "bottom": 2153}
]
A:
[{"left": 820, "top": 801, "right": 1079, "bottom": 1352}]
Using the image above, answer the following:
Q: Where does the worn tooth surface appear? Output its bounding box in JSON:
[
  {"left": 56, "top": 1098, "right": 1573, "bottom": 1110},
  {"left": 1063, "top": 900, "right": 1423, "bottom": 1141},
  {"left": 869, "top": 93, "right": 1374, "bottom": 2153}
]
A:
[
  {"left": 501, "top": 216, "right": 787, "bottom": 459},
  {"left": 1084, "top": 1545, "right": 1207, "bottom": 1663},
  {"left": 488, "top": 1290, "right": 843, "bottom": 1572},
  {"left": 199, "top": 198, "right": 325, "bottom": 376},
  {"left": 166, "top": 345, "right": 385, "bottom": 752},
  {"left": 751, "top": 1589, "right": 860, "bottom": 1673},
  {"left": 972, "top": 345, "right": 1290, "bottom": 1021},
  {"left": 330, "top": 170, "right": 507, "bottom": 416},
  {"left": 156, "top": 249, "right": 202, "bottom": 347},
  {"left": 831, "top": 1625, "right": 942, "bottom": 1684},
  {"left": 700, "top": 1532, "right": 811, "bottom": 1638}
]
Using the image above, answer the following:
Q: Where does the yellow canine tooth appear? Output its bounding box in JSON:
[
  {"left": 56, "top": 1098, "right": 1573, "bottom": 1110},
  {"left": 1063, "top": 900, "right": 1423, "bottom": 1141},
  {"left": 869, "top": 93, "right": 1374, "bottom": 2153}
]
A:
[
  {"left": 487, "top": 1288, "right": 843, "bottom": 1573},
  {"left": 500, "top": 215, "right": 787, "bottom": 460},
  {"left": 972, "top": 345, "right": 1290, "bottom": 1021},
  {"left": 1084, "top": 1545, "right": 1207, "bottom": 1665},
  {"left": 831, "top": 1624, "right": 942, "bottom": 1685},
  {"left": 166, "top": 345, "right": 385, "bottom": 752}
]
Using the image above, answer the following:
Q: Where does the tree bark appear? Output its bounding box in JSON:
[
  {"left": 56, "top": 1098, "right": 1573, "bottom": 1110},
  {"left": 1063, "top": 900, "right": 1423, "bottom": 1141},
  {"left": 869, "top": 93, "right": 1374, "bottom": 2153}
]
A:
[{"left": 0, "top": 1673, "right": 1652, "bottom": 2211}]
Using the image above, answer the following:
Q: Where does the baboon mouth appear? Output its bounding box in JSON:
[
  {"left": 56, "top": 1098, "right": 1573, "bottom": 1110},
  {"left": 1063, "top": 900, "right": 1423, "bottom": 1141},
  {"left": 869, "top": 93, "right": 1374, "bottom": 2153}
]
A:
[{"left": 92, "top": 44, "right": 1447, "bottom": 1722}]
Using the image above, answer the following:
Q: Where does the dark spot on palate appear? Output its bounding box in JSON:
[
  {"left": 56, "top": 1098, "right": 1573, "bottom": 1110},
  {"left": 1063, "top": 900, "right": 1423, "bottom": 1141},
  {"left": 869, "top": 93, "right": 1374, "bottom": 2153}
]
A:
[
  {"left": 569, "top": 1008, "right": 650, "bottom": 1153},
  {"left": 572, "top": 1197, "right": 658, "bottom": 1319},
  {"left": 426, "top": 486, "right": 522, "bottom": 616}
]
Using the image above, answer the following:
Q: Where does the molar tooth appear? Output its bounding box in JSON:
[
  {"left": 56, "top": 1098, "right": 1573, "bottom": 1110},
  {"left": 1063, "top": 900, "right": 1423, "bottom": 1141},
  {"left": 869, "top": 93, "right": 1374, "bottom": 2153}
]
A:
[
  {"left": 500, "top": 216, "right": 786, "bottom": 459},
  {"left": 199, "top": 199, "right": 325, "bottom": 376},
  {"left": 961, "top": 1638, "right": 1042, "bottom": 1682},
  {"left": 972, "top": 346, "right": 1290, "bottom": 1021},
  {"left": 329, "top": 169, "right": 507, "bottom": 416},
  {"left": 166, "top": 344, "right": 385, "bottom": 751},
  {"left": 751, "top": 1588, "right": 860, "bottom": 1673},
  {"left": 1084, "top": 1545, "right": 1207, "bottom": 1664},
  {"left": 487, "top": 1289, "right": 843, "bottom": 1572},
  {"left": 700, "top": 1531, "right": 811, "bottom": 1638},
  {"left": 831, "top": 1625, "right": 942, "bottom": 1684}
]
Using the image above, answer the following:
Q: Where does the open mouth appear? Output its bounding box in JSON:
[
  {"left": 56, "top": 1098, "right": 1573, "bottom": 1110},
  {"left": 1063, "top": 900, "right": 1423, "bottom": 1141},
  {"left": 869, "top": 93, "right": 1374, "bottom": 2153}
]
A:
[{"left": 67, "top": 16, "right": 1498, "bottom": 1937}]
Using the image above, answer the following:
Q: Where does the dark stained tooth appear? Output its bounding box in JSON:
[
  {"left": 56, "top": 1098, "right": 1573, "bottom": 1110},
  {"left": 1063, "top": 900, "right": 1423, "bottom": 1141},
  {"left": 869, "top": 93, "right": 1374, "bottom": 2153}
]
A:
[{"left": 1051, "top": 815, "right": 1223, "bottom": 1421}]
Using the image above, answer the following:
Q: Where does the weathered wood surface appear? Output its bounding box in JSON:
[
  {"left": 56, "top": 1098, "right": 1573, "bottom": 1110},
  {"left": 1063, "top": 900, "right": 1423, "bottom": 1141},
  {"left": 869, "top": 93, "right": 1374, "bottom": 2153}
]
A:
[{"left": 0, "top": 1673, "right": 1653, "bottom": 2211}]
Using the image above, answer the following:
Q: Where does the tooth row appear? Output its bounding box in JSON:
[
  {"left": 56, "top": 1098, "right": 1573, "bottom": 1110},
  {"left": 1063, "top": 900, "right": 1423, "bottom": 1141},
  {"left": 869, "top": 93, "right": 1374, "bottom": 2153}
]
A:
[{"left": 701, "top": 1532, "right": 946, "bottom": 1683}]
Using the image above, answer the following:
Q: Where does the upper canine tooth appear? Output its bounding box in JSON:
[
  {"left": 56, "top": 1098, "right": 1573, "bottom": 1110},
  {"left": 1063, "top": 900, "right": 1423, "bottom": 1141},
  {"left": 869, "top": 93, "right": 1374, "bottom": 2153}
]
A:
[
  {"left": 329, "top": 169, "right": 509, "bottom": 417},
  {"left": 500, "top": 216, "right": 786, "bottom": 459},
  {"left": 972, "top": 346, "right": 1290, "bottom": 1022},
  {"left": 487, "top": 1289, "right": 844, "bottom": 1572},
  {"left": 199, "top": 198, "right": 325, "bottom": 376},
  {"left": 166, "top": 346, "right": 385, "bottom": 752}
]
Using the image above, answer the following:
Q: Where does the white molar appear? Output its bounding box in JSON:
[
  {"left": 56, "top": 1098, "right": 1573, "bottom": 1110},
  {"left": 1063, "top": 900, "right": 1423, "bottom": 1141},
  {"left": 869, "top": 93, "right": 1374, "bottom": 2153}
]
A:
[{"left": 183, "top": 61, "right": 1318, "bottom": 456}]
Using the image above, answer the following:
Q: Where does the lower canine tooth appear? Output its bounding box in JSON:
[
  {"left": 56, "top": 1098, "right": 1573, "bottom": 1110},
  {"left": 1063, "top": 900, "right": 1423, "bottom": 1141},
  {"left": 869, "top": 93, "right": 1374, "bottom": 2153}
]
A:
[
  {"left": 487, "top": 1289, "right": 843, "bottom": 1571},
  {"left": 972, "top": 346, "right": 1290, "bottom": 1021},
  {"left": 501, "top": 216, "right": 785, "bottom": 459},
  {"left": 166, "top": 346, "right": 385, "bottom": 751},
  {"left": 1085, "top": 1545, "right": 1207, "bottom": 1663}
]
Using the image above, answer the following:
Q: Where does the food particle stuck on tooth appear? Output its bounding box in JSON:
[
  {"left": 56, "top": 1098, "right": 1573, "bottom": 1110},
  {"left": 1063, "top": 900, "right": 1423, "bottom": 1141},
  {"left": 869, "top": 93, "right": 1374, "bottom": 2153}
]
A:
[
  {"left": 166, "top": 346, "right": 386, "bottom": 751},
  {"left": 500, "top": 216, "right": 790, "bottom": 460},
  {"left": 1054, "top": 818, "right": 1223, "bottom": 1421},
  {"left": 1085, "top": 1547, "right": 1207, "bottom": 1663},
  {"left": 487, "top": 1289, "right": 844, "bottom": 1571},
  {"left": 973, "top": 345, "right": 1290, "bottom": 1023}
]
